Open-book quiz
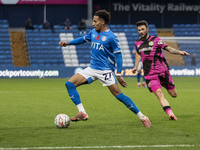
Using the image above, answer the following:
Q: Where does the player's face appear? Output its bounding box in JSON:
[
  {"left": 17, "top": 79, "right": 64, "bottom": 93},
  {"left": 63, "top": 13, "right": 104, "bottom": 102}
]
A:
[
  {"left": 137, "top": 25, "right": 149, "bottom": 39},
  {"left": 92, "top": 16, "right": 104, "bottom": 32}
]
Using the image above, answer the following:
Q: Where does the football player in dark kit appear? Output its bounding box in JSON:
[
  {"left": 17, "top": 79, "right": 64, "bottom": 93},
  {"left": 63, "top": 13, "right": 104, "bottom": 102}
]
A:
[{"left": 132, "top": 20, "right": 190, "bottom": 120}]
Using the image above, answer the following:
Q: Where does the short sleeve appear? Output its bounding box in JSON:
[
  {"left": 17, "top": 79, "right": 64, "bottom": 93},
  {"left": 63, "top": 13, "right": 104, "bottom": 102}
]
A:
[
  {"left": 83, "top": 30, "right": 92, "bottom": 42},
  {"left": 156, "top": 37, "right": 168, "bottom": 49},
  {"left": 134, "top": 42, "right": 140, "bottom": 54}
]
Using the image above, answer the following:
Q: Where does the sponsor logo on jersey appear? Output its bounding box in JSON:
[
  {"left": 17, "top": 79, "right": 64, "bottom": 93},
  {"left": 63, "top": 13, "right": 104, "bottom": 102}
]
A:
[
  {"left": 91, "top": 42, "right": 104, "bottom": 50},
  {"left": 149, "top": 41, "right": 154, "bottom": 46},
  {"left": 139, "top": 47, "right": 153, "bottom": 52}
]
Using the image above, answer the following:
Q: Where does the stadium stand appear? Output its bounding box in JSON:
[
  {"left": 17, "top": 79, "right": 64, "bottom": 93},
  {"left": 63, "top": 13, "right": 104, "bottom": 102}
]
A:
[
  {"left": 173, "top": 24, "right": 200, "bottom": 37},
  {"left": 0, "top": 20, "right": 13, "bottom": 67},
  {"left": 5, "top": 21, "right": 199, "bottom": 67},
  {"left": 173, "top": 24, "right": 200, "bottom": 66},
  {"left": 26, "top": 29, "right": 64, "bottom": 67}
]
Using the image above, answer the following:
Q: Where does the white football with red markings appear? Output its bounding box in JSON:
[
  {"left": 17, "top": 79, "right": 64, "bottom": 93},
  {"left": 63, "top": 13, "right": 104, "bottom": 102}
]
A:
[{"left": 55, "top": 114, "right": 70, "bottom": 128}]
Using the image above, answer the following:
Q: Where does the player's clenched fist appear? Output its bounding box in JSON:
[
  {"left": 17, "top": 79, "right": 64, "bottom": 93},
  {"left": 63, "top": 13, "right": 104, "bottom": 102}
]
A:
[
  {"left": 59, "top": 41, "right": 69, "bottom": 47},
  {"left": 132, "top": 67, "right": 137, "bottom": 74},
  {"left": 180, "top": 51, "right": 190, "bottom": 56}
]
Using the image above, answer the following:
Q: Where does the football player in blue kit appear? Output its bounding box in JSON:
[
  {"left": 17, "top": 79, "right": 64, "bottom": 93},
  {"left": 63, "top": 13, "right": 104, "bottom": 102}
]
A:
[{"left": 59, "top": 10, "right": 151, "bottom": 127}]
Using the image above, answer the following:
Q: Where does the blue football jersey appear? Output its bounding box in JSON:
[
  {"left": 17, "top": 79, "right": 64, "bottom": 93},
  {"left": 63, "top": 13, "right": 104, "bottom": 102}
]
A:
[{"left": 83, "top": 29, "right": 121, "bottom": 71}]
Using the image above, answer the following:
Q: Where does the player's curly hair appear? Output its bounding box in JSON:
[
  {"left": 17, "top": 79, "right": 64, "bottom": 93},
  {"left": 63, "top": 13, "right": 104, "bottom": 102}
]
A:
[
  {"left": 136, "top": 20, "right": 148, "bottom": 28},
  {"left": 94, "top": 10, "right": 111, "bottom": 24}
]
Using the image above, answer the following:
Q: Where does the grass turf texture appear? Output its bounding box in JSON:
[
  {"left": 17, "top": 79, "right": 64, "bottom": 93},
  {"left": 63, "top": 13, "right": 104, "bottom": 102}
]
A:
[{"left": 0, "top": 77, "right": 199, "bottom": 150}]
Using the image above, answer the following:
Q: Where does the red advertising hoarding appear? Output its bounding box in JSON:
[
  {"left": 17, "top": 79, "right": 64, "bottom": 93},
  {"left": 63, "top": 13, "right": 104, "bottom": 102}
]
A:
[{"left": 0, "top": 0, "right": 87, "bottom": 5}]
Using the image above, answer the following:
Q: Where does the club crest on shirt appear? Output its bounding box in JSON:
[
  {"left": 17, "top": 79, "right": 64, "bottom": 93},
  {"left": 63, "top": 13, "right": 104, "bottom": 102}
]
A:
[
  {"left": 148, "top": 41, "right": 154, "bottom": 46},
  {"left": 101, "top": 36, "right": 107, "bottom": 42}
]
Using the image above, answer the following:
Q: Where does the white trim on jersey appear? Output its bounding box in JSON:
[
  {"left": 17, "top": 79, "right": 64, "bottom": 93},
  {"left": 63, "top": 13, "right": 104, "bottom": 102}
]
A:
[
  {"left": 108, "top": 57, "right": 114, "bottom": 65},
  {"left": 114, "top": 50, "right": 121, "bottom": 53},
  {"left": 83, "top": 36, "right": 90, "bottom": 42}
]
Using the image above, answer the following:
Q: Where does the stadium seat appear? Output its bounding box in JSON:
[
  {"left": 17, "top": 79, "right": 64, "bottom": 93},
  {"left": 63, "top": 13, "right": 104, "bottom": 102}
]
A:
[
  {"left": 172, "top": 24, "right": 200, "bottom": 65},
  {"left": 0, "top": 20, "right": 12, "bottom": 66}
]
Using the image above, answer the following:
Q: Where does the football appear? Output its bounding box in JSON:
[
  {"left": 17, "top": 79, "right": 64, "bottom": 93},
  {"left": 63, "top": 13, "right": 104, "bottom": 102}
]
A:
[{"left": 54, "top": 114, "right": 70, "bottom": 128}]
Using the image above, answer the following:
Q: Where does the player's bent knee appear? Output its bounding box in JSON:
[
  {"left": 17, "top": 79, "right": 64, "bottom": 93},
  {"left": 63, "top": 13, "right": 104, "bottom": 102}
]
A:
[
  {"left": 65, "top": 81, "right": 76, "bottom": 90},
  {"left": 168, "top": 89, "right": 177, "bottom": 98},
  {"left": 171, "top": 92, "right": 177, "bottom": 98}
]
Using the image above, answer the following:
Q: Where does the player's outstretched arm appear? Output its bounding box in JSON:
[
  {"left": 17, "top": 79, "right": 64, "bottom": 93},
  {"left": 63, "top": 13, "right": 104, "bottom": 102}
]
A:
[
  {"left": 164, "top": 46, "right": 190, "bottom": 56},
  {"left": 59, "top": 37, "right": 87, "bottom": 47}
]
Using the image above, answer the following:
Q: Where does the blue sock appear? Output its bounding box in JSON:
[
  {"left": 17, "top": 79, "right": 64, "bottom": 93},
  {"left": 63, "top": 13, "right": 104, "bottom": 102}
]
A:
[
  {"left": 115, "top": 93, "right": 140, "bottom": 114},
  {"left": 137, "top": 72, "right": 141, "bottom": 83},
  {"left": 65, "top": 81, "right": 81, "bottom": 105},
  {"left": 142, "top": 75, "right": 145, "bottom": 82}
]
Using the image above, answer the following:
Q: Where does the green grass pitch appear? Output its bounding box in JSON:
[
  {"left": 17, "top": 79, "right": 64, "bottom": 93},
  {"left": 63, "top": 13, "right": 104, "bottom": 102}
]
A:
[{"left": 0, "top": 77, "right": 200, "bottom": 150}]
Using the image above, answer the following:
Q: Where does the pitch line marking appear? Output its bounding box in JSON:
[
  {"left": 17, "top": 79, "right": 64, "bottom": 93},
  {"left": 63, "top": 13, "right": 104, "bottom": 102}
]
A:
[{"left": 0, "top": 144, "right": 197, "bottom": 150}]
